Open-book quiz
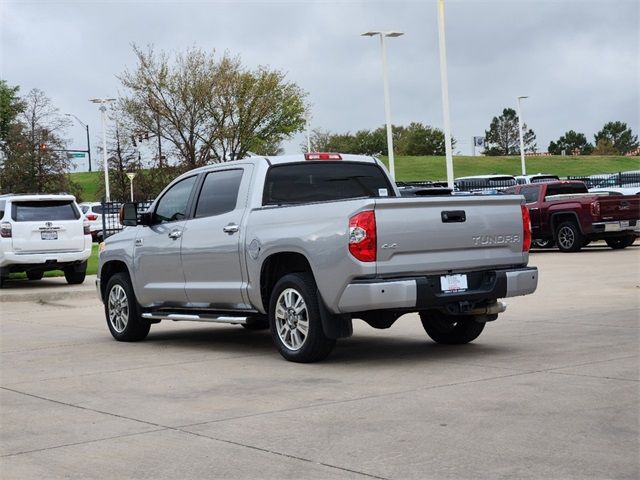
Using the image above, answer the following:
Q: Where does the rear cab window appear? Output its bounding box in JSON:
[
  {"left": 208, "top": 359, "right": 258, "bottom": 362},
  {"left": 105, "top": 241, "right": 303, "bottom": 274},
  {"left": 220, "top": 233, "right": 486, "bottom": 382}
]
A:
[
  {"left": 12, "top": 201, "right": 80, "bottom": 221},
  {"left": 544, "top": 183, "right": 588, "bottom": 199},
  {"left": 263, "top": 162, "right": 395, "bottom": 206}
]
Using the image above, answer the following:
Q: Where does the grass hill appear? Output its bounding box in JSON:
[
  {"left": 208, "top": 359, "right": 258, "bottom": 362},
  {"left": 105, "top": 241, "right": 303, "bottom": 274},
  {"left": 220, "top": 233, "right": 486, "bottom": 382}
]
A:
[{"left": 71, "top": 155, "right": 639, "bottom": 201}]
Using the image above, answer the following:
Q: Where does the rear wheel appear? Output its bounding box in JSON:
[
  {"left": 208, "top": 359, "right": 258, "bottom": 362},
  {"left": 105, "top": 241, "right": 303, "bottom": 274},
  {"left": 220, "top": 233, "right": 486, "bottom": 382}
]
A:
[
  {"left": 104, "top": 272, "right": 150, "bottom": 341},
  {"left": 269, "top": 273, "right": 335, "bottom": 363},
  {"left": 64, "top": 261, "right": 87, "bottom": 284},
  {"left": 419, "top": 311, "right": 485, "bottom": 344},
  {"left": 27, "top": 270, "right": 44, "bottom": 281},
  {"left": 605, "top": 235, "right": 636, "bottom": 250},
  {"left": 555, "top": 221, "right": 585, "bottom": 252}
]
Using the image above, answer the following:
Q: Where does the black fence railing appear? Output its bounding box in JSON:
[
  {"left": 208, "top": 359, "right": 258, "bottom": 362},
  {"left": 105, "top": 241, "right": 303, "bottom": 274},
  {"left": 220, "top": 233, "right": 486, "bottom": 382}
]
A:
[
  {"left": 566, "top": 172, "right": 640, "bottom": 189},
  {"left": 101, "top": 200, "right": 154, "bottom": 240}
]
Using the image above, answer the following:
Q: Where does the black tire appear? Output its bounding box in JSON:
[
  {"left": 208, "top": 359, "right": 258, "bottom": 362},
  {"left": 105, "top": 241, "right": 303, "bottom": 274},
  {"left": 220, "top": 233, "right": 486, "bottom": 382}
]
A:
[
  {"left": 419, "top": 311, "right": 485, "bottom": 345},
  {"left": 605, "top": 235, "right": 636, "bottom": 250},
  {"left": 104, "top": 272, "right": 151, "bottom": 342},
  {"left": 242, "top": 315, "right": 270, "bottom": 330},
  {"left": 269, "top": 272, "right": 335, "bottom": 363},
  {"left": 64, "top": 261, "right": 87, "bottom": 284},
  {"left": 555, "top": 221, "right": 585, "bottom": 252},
  {"left": 27, "top": 270, "right": 44, "bottom": 281},
  {"left": 532, "top": 238, "right": 554, "bottom": 249}
]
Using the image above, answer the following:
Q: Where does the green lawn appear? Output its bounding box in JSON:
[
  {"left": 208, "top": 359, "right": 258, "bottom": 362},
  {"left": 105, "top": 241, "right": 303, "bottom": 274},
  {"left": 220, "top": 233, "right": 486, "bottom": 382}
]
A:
[
  {"left": 379, "top": 155, "right": 639, "bottom": 182},
  {"left": 71, "top": 155, "right": 638, "bottom": 200},
  {"left": 9, "top": 243, "right": 99, "bottom": 280}
]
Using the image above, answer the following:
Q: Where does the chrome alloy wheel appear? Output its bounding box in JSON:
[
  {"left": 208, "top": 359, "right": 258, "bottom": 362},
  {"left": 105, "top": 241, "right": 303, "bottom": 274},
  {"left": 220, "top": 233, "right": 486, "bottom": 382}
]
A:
[
  {"left": 275, "top": 288, "right": 309, "bottom": 351},
  {"left": 108, "top": 284, "right": 129, "bottom": 333},
  {"left": 557, "top": 225, "right": 575, "bottom": 250}
]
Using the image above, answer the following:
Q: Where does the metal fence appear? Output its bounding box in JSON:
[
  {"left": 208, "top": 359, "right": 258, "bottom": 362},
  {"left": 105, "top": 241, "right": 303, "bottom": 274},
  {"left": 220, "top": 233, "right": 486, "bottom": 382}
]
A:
[
  {"left": 101, "top": 200, "right": 154, "bottom": 240},
  {"left": 566, "top": 172, "right": 640, "bottom": 189}
]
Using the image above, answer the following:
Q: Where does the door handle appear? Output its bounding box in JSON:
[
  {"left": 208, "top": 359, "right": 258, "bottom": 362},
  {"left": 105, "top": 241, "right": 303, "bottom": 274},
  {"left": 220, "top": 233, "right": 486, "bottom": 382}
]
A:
[
  {"left": 168, "top": 230, "right": 182, "bottom": 240},
  {"left": 223, "top": 223, "right": 239, "bottom": 234}
]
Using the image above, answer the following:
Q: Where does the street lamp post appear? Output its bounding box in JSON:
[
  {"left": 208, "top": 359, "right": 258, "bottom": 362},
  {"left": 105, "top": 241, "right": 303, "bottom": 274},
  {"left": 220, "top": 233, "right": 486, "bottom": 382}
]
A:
[
  {"left": 126, "top": 172, "right": 137, "bottom": 202},
  {"left": 517, "top": 95, "right": 529, "bottom": 175},
  {"left": 90, "top": 98, "right": 116, "bottom": 202},
  {"left": 437, "top": 0, "right": 455, "bottom": 189},
  {"left": 362, "top": 30, "right": 404, "bottom": 181},
  {"left": 65, "top": 114, "right": 92, "bottom": 172}
]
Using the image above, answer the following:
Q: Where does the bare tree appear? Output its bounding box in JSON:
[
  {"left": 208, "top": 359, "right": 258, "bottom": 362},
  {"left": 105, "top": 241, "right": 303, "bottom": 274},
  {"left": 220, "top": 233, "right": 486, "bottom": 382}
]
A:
[{"left": 119, "top": 45, "right": 307, "bottom": 168}]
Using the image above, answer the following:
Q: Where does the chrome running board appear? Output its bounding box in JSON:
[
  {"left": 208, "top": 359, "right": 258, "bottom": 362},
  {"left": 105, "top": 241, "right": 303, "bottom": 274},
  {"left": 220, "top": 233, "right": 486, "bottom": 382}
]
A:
[{"left": 142, "top": 312, "right": 249, "bottom": 324}]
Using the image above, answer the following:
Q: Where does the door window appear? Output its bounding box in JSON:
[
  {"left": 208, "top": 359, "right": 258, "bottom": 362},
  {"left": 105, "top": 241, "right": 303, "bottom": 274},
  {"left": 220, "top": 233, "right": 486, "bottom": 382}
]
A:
[
  {"left": 154, "top": 176, "right": 197, "bottom": 223},
  {"left": 195, "top": 169, "right": 244, "bottom": 218}
]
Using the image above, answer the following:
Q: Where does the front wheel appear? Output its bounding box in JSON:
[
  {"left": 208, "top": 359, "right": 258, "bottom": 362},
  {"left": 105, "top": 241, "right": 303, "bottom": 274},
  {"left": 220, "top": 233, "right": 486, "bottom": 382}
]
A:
[
  {"left": 419, "top": 311, "right": 485, "bottom": 344},
  {"left": 555, "top": 221, "right": 585, "bottom": 252},
  {"left": 605, "top": 235, "right": 635, "bottom": 250},
  {"left": 269, "top": 273, "right": 335, "bottom": 363},
  {"left": 104, "top": 272, "right": 150, "bottom": 342}
]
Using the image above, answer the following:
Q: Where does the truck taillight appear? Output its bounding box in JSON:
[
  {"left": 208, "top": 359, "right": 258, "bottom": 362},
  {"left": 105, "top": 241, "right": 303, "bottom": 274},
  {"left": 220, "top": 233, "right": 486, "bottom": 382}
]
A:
[
  {"left": 349, "top": 210, "right": 376, "bottom": 262},
  {"left": 83, "top": 221, "right": 91, "bottom": 235},
  {"left": 521, "top": 205, "right": 531, "bottom": 252},
  {"left": 590, "top": 201, "right": 600, "bottom": 217},
  {"left": 0, "top": 222, "right": 12, "bottom": 238}
]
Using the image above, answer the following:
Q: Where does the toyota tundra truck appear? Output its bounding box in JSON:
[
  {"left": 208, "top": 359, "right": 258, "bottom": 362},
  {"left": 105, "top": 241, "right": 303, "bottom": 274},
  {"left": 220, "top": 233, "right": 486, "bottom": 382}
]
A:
[{"left": 97, "top": 153, "right": 538, "bottom": 362}]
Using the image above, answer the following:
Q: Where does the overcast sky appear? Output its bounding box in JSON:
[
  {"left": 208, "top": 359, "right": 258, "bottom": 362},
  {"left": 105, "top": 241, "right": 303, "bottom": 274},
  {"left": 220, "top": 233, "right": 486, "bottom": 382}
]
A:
[{"left": 2, "top": 0, "right": 638, "bottom": 170}]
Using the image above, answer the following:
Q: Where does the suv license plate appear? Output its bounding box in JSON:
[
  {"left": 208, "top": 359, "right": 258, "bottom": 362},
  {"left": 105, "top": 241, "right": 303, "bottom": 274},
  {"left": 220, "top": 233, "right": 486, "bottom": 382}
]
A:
[
  {"left": 440, "top": 274, "right": 468, "bottom": 293},
  {"left": 41, "top": 231, "right": 58, "bottom": 240}
]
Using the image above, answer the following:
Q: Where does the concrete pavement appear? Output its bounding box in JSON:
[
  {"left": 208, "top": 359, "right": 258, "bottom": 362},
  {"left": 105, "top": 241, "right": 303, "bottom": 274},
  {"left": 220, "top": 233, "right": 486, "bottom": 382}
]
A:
[{"left": 1, "top": 245, "right": 638, "bottom": 479}]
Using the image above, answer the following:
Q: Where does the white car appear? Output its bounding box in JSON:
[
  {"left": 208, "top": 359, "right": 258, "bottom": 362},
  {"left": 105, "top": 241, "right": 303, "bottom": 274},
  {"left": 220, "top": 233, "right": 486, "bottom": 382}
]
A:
[
  {"left": 589, "top": 187, "right": 640, "bottom": 196},
  {"left": 515, "top": 173, "right": 559, "bottom": 184},
  {"left": 0, "top": 194, "right": 92, "bottom": 287},
  {"left": 79, "top": 202, "right": 120, "bottom": 242}
]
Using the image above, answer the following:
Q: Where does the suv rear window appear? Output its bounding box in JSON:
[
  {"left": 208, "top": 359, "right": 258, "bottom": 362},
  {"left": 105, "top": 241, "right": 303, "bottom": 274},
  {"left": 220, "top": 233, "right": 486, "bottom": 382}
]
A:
[
  {"left": 263, "top": 162, "right": 394, "bottom": 206},
  {"left": 12, "top": 201, "right": 80, "bottom": 222}
]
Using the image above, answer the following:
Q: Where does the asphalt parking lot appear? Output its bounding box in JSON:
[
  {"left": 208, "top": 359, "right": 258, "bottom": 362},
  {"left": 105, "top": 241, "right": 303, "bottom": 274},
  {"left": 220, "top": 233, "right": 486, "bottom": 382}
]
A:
[{"left": 1, "top": 244, "right": 638, "bottom": 479}]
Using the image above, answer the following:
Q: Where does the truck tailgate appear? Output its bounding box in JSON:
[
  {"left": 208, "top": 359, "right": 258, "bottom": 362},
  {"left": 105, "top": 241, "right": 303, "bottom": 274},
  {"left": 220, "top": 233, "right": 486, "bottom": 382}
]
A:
[
  {"left": 374, "top": 195, "right": 526, "bottom": 275},
  {"left": 597, "top": 195, "right": 640, "bottom": 221}
]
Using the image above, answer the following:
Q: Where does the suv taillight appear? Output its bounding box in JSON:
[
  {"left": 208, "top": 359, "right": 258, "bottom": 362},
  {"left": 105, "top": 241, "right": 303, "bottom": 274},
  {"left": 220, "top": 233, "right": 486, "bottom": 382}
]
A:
[
  {"left": 349, "top": 210, "right": 376, "bottom": 262},
  {"left": 0, "top": 222, "right": 12, "bottom": 238},
  {"left": 521, "top": 205, "right": 531, "bottom": 252},
  {"left": 590, "top": 201, "right": 600, "bottom": 217},
  {"left": 86, "top": 213, "right": 98, "bottom": 221},
  {"left": 83, "top": 221, "right": 91, "bottom": 235}
]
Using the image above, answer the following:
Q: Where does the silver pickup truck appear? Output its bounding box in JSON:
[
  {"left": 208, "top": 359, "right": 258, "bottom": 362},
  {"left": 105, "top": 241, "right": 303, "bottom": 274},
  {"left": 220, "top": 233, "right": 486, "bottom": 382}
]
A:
[{"left": 97, "top": 153, "right": 538, "bottom": 362}]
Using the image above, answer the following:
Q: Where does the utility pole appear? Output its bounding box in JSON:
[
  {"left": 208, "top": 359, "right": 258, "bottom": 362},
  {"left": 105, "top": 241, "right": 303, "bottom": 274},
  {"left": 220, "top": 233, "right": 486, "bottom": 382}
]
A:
[{"left": 65, "top": 114, "right": 92, "bottom": 172}]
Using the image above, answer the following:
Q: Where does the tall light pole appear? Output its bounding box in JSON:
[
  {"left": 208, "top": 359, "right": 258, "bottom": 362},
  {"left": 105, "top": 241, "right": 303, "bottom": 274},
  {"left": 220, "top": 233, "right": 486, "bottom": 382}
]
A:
[
  {"left": 90, "top": 98, "right": 116, "bottom": 201},
  {"left": 65, "top": 113, "right": 92, "bottom": 172},
  {"left": 362, "top": 30, "right": 404, "bottom": 181},
  {"left": 437, "top": 0, "right": 455, "bottom": 189},
  {"left": 126, "top": 172, "right": 137, "bottom": 202},
  {"left": 516, "top": 95, "right": 529, "bottom": 175}
]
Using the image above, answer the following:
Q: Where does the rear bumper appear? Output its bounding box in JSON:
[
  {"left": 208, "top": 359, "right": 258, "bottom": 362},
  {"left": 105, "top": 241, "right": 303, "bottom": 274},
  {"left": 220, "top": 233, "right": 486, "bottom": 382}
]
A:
[
  {"left": 337, "top": 267, "right": 538, "bottom": 313},
  {"left": 591, "top": 219, "right": 639, "bottom": 236},
  {"left": 0, "top": 246, "right": 91, "bottom": 269}
]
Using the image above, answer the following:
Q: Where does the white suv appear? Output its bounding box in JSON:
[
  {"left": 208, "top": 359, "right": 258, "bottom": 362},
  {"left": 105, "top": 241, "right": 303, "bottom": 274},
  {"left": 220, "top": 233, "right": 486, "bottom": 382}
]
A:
[
  {"left": 79, "top": 202, "right": 120, "bottom": 242},
  {"left": 0, "top": 194, "right": 92, "bottom": 287}
]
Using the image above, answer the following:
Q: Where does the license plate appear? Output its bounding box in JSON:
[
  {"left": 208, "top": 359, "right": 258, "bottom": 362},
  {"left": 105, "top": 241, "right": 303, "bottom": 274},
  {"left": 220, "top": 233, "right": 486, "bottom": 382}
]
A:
[
  {"left": 41, "top": 231, "right": 58, "bottom": 240},
  {"left": 440, "top": 274, "right": 468, "bottom": 293}
]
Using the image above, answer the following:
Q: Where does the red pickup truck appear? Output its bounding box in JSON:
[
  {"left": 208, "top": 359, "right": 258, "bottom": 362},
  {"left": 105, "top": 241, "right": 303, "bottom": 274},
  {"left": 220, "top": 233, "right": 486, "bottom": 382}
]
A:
[{"left": 505, "top": 181, "right": 639, "bottom": 252}]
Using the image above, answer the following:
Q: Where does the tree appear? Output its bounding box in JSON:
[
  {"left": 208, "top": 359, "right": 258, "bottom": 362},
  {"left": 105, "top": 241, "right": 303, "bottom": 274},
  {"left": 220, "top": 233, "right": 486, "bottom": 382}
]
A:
[
  {"left": 548, "top": 130, "right": 593, "bottom": 155},
  {"left": 484, "top": 108, "right": 536, "bottom": 156},
  {"left": 119, "top": 45, "right": 307, "bottom": 168},
  {"left": 594, "top": 121, "right": 638, "bottom": 155},
  {"left": 1, "top": 88, "right": 79, "bottom": 196},
  {"left": 0, "top": 80, "right": 24, "bottom": 146},
  {"left": 400, "top": 122, "right": 450, "bottom": 156},
  {"left": 591, "top": 138, "right": 618, "bottom": 155}
]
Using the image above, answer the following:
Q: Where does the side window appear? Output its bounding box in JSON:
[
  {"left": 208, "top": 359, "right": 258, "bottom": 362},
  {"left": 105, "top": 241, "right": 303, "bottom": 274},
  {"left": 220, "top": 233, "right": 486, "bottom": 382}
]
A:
[
  {"left": 154, "top": 176, "right": 197, "bottom": 223},
  {"left": 522, "top": 186, "right": 540, "bottom": 203},
  {"left": 195, "top": 169, "right": 244, "bottom": 218}
]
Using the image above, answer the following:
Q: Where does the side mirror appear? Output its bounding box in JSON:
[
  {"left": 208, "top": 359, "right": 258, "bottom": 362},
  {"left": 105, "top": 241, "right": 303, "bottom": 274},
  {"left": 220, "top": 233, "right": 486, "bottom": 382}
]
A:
[{"left": 120, "top": 203, "right": 139, "bottom": 226}]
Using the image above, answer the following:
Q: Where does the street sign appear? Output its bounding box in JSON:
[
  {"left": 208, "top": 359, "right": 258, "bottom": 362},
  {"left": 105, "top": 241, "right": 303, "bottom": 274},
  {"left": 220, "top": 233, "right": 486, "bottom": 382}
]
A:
[{"left": 69, "top": 153, "right": 86, "bottom": 158}]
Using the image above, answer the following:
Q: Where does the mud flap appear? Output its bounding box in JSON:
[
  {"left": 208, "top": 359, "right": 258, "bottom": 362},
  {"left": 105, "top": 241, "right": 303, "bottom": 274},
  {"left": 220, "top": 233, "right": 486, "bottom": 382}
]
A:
[{"left": 317, "top": 290, "right": 353, "bottom": 339}]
